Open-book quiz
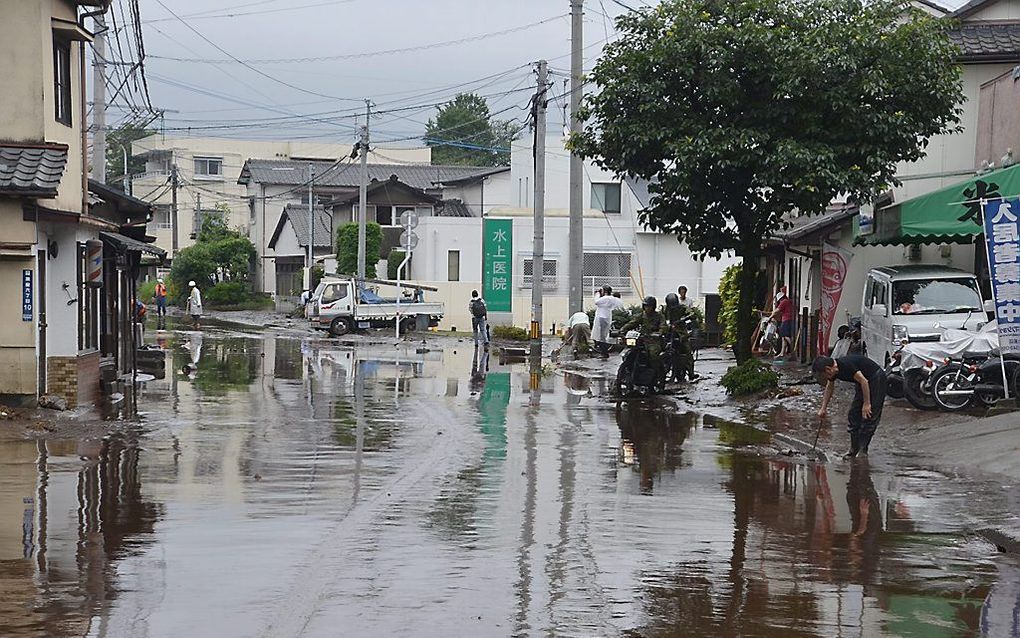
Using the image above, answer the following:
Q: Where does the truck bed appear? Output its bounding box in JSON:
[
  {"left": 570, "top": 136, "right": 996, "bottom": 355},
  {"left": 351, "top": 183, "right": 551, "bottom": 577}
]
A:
[{"left": 354, "top": 302, "right": 444, "bottom": 320}]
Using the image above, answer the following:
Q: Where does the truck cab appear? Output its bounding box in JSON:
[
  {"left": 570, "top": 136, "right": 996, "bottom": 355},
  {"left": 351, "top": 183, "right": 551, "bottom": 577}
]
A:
[{"left": 861, "top": 265, "right": 985, "bottom": 366}]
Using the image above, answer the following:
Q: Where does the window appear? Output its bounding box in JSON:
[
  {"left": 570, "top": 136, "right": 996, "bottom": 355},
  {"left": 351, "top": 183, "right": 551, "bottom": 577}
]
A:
[
  {"left": 53, "top": 39, "right": 72, "bottom": 126},
  {"left": 373, "top": 204, "right": 394, "bottom": 226},
  {"left": 892, "top": 279, "right": 982, "bottom": 315},
  {"left": 591, "top": 183, "right": 621, "bottom": 215},
  {"left": 153, "top": 205, "right": 172, "bottom": 230},
  {"left": 321, "top": 282, "right": 349, "bottom": 304},
  {"left": 447, "top": 250, "right": 460, "bottom": 282},
  {"left": 522, "top": 258, "right": 557, "bottom": 290},
  {"left": 194, "top": 157, "right": 224, "bottom": 177},
  {"left": 583, "top": 252, "right": 632, "bottom": 292}
]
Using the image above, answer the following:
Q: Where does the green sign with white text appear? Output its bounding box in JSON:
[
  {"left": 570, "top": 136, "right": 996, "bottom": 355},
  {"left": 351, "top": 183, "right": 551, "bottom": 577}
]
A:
[{"left": 482, "top": 218, "right": 512, "bottom": 312}]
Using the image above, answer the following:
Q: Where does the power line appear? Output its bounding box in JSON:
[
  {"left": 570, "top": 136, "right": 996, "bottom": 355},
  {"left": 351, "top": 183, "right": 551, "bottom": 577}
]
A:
[
  {"left": 148, "top": 15, "right": 570, "bottom": 65},
  {"left": 150, "top": 0, "right": 362, "bottom": 102}
]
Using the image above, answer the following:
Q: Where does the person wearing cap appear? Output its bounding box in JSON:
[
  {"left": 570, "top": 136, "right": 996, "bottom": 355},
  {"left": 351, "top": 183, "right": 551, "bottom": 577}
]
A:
[
  {"left": 155, "top": 278, "right": 168, "bottom": 317},
  {"left": 186, "top": 280, "right": 203, "bottom": 329}
]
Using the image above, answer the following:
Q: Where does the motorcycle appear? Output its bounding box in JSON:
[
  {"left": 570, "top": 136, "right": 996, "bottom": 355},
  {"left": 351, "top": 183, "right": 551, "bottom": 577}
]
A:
[
  {"left": 756, "top": 311, "right": 780, "bottom": 356},
  {"left": 663, "top": 317, "right": 698, "bottom": 382},
  {"left": 615, "top": 330, "right": 666, "bottom": 396},
  {"left": 930, "top": 352, "right": 1020, "bottom": 411}
]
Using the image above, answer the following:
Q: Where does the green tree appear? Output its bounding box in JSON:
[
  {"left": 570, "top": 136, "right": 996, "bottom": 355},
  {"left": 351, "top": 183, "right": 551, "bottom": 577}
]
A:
[
  {"left": 169, "top": 221, "right": 256, "bottom": 299},
  {"left": 572, "top": 0, "right": 963, "bottom": 362},
  {"left": 105, "top": 122, "right": 153, "bottom": 191},
  {"left": 336, "top": 222, "right": 382, "bottom": 278},
  {"left": 425, "top": 93, "right": 518, "bottom": 166}
]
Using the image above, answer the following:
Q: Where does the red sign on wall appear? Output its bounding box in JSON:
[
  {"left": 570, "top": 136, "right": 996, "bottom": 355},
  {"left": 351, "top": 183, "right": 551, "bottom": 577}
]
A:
[{"left": 819, "top": 243, "right": 852, "bottom": 354}]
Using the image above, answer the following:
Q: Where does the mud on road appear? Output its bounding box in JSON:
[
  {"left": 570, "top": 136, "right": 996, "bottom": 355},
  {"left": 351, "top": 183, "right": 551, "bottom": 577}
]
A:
[{"left": 1, "top": 325, "right": 1018, "bottom": 637}]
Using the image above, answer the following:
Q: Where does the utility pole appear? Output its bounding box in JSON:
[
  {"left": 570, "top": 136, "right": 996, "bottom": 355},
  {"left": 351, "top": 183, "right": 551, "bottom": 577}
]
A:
[
  {"left": 308, "top": 162, "right": 315, "bottom": 283},
  {"left": 531, "top": 60, "right": 549, "bottom": 360},
  {"left": 568, "top": 0, "right": 584, "bottom": 314},
  {"left": 91, "top": 11, "right": 108, "bottom": 183},
  {"left": 357, "top": 100, "right": 371, "bottom": 281},
  {"left": 171, "top": 163, "right": 179, "bottom": 254}
]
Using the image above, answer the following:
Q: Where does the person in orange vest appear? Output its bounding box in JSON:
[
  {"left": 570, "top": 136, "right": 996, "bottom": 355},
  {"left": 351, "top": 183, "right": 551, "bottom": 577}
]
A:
[{"left": 155, "top": 278, "right": 168, "bottom": 317}]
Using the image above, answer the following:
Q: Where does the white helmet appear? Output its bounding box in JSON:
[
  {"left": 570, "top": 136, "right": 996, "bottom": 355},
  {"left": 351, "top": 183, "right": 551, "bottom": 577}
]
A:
[{"left": 188, "top": 280, "right": 196, "bottom": 287}]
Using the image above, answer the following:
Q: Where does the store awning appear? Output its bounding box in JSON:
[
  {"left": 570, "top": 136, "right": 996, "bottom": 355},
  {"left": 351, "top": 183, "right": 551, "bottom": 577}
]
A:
[{"left": 856, "top": 163, "right": 1020, "bottom": 246}]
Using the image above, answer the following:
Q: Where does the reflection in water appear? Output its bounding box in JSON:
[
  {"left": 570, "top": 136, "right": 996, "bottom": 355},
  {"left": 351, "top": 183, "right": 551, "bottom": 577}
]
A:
[
  {"left": 0, "top": 329, "right": 1014, "bottom": 637},
  {"left": 0, "top": 435, "right": 160, "bottom": 636},
  {"left": 616, "top": 403, "right": 693, "bottom": 494}
]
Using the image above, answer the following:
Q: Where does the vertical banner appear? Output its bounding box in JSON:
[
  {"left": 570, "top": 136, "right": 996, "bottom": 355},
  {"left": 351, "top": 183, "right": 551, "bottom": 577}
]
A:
[
  {"left": 819, "top": 243, "right": 853, "bottom": 354},
  {"left": 22, "top": 269, "right": 33, "bottom": 321},
  {"left": 983, "top": 198, "right": 1020, "bottom": 354},
  {"left": 86, "top": 240, "right": 103, "bottom": 288},
  {"left": 482, "top": 218, "right": 512, "bottom": 313}
]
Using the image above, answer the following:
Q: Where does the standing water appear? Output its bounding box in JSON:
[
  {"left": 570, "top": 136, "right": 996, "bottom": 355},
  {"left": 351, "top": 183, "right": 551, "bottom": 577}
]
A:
[{"left": 0, "top": 328, "right": 1016, "bottom": 637}]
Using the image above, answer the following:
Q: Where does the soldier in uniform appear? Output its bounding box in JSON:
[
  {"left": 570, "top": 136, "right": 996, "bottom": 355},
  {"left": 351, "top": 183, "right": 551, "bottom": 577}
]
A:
[
  {"left": 620, "top": 296, "right": 665, "bottom": 381},
  {"left": 662, "top": 292, "right": 697, "bottom": 382}
]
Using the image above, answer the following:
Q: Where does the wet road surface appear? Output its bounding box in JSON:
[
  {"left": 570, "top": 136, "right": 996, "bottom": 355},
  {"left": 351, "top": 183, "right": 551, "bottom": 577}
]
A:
[{"left": 1, "top": 326, "right": 1019, "bottom": 637}]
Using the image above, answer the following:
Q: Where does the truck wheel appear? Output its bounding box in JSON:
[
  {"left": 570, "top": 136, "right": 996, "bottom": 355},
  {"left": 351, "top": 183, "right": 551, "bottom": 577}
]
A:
[
  {"left": 400, "top": 317, "right": 416, "bottom": 333},
  {"left": 330, "top": 317, "right": 352, "bottom": 337}
]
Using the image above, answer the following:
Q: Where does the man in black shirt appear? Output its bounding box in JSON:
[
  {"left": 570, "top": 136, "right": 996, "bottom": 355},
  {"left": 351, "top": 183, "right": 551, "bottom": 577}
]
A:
[{"left": 813, "top": 354, "right": 887, "bottom": 458}]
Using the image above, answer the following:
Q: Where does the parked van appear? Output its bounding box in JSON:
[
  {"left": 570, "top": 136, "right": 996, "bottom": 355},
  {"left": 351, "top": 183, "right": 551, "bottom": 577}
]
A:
[{"left": 861, "top": 265, "right": 985, "bottom": 366}]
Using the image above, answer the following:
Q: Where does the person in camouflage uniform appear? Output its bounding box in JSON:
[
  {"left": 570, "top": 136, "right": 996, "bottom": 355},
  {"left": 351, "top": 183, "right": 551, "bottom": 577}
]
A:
[
  {"left": 620, "top": 296, "right": 665, "bottom": 381},
  {"left": 663, "top": 293, "right": 697, "bottom": 382}
]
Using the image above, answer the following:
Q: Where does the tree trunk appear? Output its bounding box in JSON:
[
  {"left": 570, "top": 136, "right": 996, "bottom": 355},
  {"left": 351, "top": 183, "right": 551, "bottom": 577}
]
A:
[{"left": 734, "top": 251, "right": 760, "bottom": 363}]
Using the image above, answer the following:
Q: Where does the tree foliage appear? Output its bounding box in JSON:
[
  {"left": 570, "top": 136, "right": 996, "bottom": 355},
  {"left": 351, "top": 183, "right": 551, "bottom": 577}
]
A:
[
  {"left": 105, "top": 122, "right": 154, "bottom": 191},
  {"left": 336, "top": 222, "right": 382, "bottom": 278},
  {"left": 425, "top": 93, "right": 518, "bottom": 166},
  {"left": 572, "top": 0, "right": 963, "bottom": 362},
  {"left": 169, "top": 217, "right": 256, "bottom": 299}
]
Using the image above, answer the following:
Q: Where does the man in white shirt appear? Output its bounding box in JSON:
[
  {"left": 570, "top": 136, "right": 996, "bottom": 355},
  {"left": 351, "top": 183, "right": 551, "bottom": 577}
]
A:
[
  {"left": 677, "top": 285, "right": 695, "bottom": 308},
  {"left": 593, "top": 285, "right": 625, "bottom": 358}
]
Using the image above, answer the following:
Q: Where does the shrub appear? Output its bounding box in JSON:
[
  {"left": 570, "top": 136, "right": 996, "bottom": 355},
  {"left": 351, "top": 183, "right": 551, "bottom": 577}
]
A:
[
  {"left": 492, "top": 325, "right": 529, "bottom": 341},
  {"left": 720, "top": 358, "right": 780, "bottom": 396},
  {"left": 337, "top": 222, "right": 381, "bottom": 278},
  {"left": 387, "top": 249, "right": 409, "bottom": 280},
  {"left": 138, "top": 280, "right": 157, "bottom": 304},
  {"left": 718, "top": 264, "right": 742, "bottom": 345},
  {"left": 204, "top": 281, "right": 249, "bottom": 307},
  {"left": 310, "top": 264, "right": 324, "bottom": 292}
]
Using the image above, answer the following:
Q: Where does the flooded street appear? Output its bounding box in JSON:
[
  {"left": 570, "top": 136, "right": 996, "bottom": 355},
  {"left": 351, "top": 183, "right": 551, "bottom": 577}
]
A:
[{"left": 1, "top": 327, "right": 1018, "bottom": 637}]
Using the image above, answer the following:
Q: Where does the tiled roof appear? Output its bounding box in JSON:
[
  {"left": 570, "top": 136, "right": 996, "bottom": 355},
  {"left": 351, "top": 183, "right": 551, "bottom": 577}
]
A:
[
  {"left": 0, "top": 144, "right": 69, "bottom": 198},
  {"left": 270, "top": 204, "right": 333, "bottom": 250},
  {"left": 772, "top": 204, "right": 859, "bottom": 243},
  {"left": 949, "top": 23, "right": 1020, "bottom": 60},
  {"left": 239, "top": 159, "right": 501, "bottom": 190},
  {"left": 438, "top": 199, "right": 473, "bottom": 217}
]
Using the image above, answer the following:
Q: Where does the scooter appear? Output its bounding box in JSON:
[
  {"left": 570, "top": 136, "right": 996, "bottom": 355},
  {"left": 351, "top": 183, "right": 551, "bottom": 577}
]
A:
[
  {"left": 756, "top": 312, "right": 780, "bottom": 356},
  {"left": 615, "top": 330, "right": 666, "bottom": 397},
  {"left": 930, "top": 353, "right": 1020, "bottom": 411}
]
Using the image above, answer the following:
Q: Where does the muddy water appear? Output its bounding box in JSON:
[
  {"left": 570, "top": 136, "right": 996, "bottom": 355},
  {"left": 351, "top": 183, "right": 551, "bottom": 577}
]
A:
[{"left": 0, "top": 329, "right": 1017, "bottom": 637}]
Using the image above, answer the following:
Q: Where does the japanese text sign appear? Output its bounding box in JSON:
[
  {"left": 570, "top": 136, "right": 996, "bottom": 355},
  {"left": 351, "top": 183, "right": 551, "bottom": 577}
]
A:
[
  {"left": 983, "top": 198, "right": 1020, "bottom": 354},
  {"left": 22, "top": 269, "right": 33, "bottom": 321},
  {"left": 482, "top": 218, "right": 512, "bottom": 313}
]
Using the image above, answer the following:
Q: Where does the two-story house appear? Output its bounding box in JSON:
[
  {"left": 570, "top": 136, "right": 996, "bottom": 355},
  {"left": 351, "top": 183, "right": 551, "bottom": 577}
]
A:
[
  {"left": 237, "top": 158, "right": 509, "bottom": 297},
  {"left": 0, "top": 0, "right": 163, "bottom": 408}
]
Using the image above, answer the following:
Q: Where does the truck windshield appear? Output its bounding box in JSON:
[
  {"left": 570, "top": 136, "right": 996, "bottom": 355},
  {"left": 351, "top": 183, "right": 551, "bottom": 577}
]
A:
[
  {"left": 892, "top": 278, "right": 982, "bottom": 315},
  {"left": 320, "top": 282, "right": 348, "bottom": 304}
]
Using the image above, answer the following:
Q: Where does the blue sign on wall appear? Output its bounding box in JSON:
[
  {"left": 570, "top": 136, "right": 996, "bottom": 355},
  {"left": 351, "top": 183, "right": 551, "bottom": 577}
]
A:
[
  {"left": 22, "top": 269, "right": 33, "bottom": 321},
  {"left": 983, "top": 198, "right": 1020, "bottom": 354}
]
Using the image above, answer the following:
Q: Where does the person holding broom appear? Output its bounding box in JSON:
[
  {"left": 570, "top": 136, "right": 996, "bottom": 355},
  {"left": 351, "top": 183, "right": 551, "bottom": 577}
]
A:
[{"left": 813, "top": 354, "right": 887, "bottom": 459}]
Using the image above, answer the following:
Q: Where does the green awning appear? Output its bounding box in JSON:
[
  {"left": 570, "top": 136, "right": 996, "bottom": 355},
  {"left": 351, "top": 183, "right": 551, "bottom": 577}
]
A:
[{"left": 856, "top": 163, "right": 1020, "bottom": 246}]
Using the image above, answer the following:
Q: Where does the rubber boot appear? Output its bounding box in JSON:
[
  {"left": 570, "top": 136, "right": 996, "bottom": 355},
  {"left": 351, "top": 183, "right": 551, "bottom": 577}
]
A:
[
  {"left": 858, "top": 431, "right": 874, "bottom": 457},
  {"left": 843, "top": 433, "right": 860, "bottom": 459}
]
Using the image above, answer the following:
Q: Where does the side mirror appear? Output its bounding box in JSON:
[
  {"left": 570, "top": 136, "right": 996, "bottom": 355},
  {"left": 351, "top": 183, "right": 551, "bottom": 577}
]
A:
[
  {"left": 873, "top": 303, "right": 888, "bottom": 317},
  {"left": 984, "top": 299, "right": 995, "bottom": 313}
]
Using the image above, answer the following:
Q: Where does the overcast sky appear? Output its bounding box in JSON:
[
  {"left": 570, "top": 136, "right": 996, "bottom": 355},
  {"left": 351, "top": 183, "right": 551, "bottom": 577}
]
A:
[{"left": 112, "top": 0, "right": 639, "bottom": 146}]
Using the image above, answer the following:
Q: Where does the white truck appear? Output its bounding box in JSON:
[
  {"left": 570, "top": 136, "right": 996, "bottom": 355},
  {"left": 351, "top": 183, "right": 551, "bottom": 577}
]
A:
[{"left": 308, "top": 276, "right": 444, "bottom": 336}]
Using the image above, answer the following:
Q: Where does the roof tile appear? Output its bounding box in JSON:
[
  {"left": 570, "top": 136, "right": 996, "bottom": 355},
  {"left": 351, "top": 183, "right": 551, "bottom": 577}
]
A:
[
  {"left": 239, "top": 158, "right": 505, "bottom": 190},
  {"left": 0, "top": 144, "right": 69, "bottom": 197}
]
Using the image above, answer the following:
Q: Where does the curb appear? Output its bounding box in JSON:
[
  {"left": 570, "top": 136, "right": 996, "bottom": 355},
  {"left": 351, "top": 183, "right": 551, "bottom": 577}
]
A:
[{"left": 977, "top": 526, "right": 1020, "bottom": 554}]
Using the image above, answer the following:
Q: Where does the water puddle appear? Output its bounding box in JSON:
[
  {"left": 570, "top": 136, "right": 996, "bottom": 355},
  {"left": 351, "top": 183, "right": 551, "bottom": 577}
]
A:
[{"left": 0, "top": 329, "right": 1016, "bottom": 636}]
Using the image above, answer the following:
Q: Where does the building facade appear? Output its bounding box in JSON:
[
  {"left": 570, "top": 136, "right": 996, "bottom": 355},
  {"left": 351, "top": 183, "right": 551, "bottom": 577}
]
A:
[
  {"left": 411, "top": 137, "right": 740, "bottom": 332},
  {"left": 131, "top": 135, "right": 431, "bottom": 259}
]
